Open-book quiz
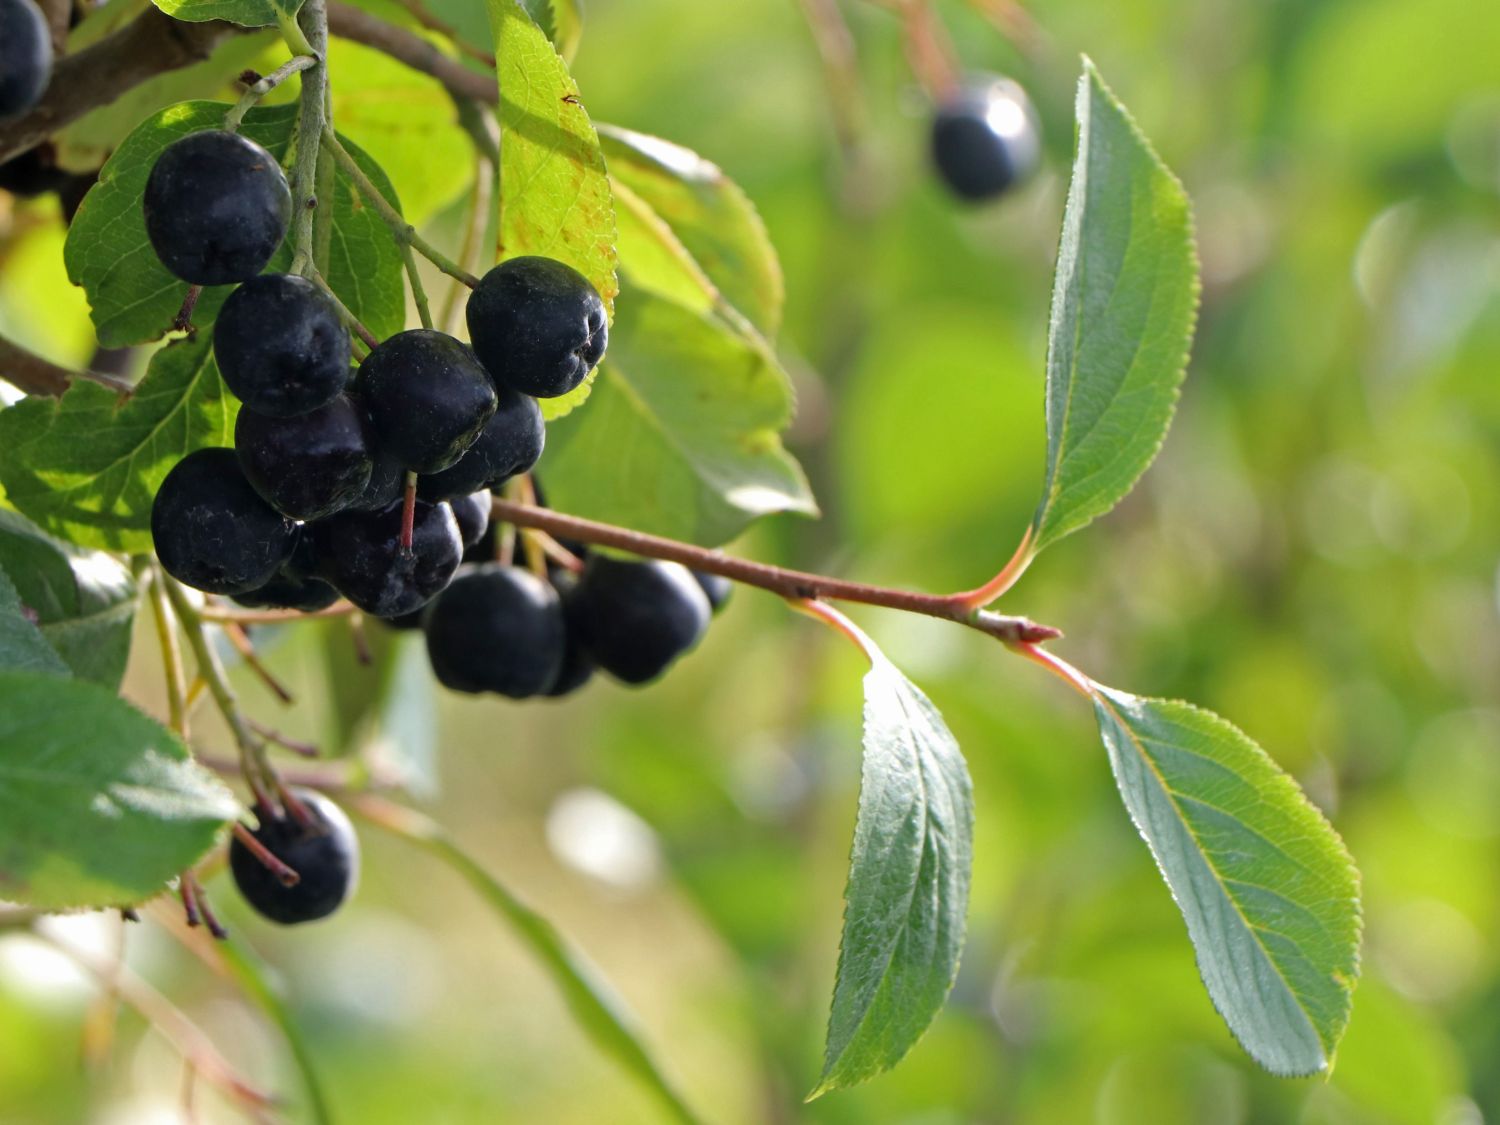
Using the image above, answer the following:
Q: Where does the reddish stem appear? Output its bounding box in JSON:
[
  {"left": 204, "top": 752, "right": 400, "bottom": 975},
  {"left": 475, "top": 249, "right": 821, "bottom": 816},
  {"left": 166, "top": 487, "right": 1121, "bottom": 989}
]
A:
[
  {"left": 399, "top": 473, "right": 417, "bottom": 552},
  {"left": 950, "top": 525, "right": 1036, "bottom": 610},
  {"left": 232, "top": 822, "right": 301, "bottom": 887}
]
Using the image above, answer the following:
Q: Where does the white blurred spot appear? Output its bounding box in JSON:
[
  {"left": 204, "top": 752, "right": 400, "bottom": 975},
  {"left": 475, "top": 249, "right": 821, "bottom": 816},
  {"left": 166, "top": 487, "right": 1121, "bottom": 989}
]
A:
[{"left": 545, "top": 788, "right": 662, "bottom": 891}]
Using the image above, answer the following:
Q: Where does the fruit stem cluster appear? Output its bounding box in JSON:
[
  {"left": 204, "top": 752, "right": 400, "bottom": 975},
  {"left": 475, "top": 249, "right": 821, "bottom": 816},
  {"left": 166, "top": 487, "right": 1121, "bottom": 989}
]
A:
[{"left": 488, "top": 498, "right": 1061, "bottom": 645}]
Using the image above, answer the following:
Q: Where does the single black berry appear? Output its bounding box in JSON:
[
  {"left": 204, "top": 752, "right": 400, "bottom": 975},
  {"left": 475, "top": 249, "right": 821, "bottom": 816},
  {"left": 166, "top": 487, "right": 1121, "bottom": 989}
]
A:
[
  {"left": 417, "top": 386, "right": 543, "bottom": 502},
  {"left": 214, "top": 274, "right": 350, "bottom": 417},
  {"left": 450, "top": 491, "right": 491, "bottom": 549},
  {"left": 317, "top": 497, "right": 461, "bottom": 617},
  {"left": 347, "top": 440, "right": 406, "bottom": 513},
  {"left": 229, "top": 789, "right": 359, "bottom": 925},
  {"left": 564, "top": 556, "right": 710, "bottom": 685},
  {"left": 358, "top": 330, "right": 497, "bottom": 473},
  {"left": 692, "top": 570, "right": 733, "bottom": 613},
  {"left": 0, "top": 0, "right": 51, "bottom": 123},
  {"left": 930, "top": 76, "right": 1041, "bottom": 202},
  {"left": 231, "top": 570, "right": 340, "bottom": 613},
  {"left": 466, "top": 256, "right": 608, "bottom": 399},
  {"left": 143, "top": 130, "right": 291, "bottom": 285},
  {"left": 423, "top": 564, "right": 565, "bottom": 697},
  {"left": 235, "top": 393, "right": 373, "bottom": 521},
  {"left": 151, "top": 447, "right": 297, "bottom": 594}
]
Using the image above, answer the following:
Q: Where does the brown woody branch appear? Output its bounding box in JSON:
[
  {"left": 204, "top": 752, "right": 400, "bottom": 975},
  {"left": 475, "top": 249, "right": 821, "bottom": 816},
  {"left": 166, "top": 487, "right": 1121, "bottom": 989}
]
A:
[{"left": 0, "top": 335, "right": 134, "bottom": 397}]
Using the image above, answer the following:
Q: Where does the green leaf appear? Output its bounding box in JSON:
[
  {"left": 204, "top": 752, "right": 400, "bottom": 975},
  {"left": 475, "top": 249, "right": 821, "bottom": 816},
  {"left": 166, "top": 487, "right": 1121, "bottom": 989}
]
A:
[
  {"left": 1030, "top": 60, "right": 1199, "bottom": 553},
  {"left": 0, "top": 566, "right": 71, "bottom": 677},
  {"left": 486, "top": 0, "right": 617, "bottom": 419},
  {"left": 357, "top": 800, "right": 702, "bottom": 1125},
  {"left": 1092, "top": 686, "right": 1361, "bottom": 1076},
  {"left": 65, "top": 101, "right": 406, "bottom": 347},
  {"left": 0, "top": 335, "right": 235, "bottom": 554},
  {"left": 0, "top": 671, "right": 237, "bottom": 909},
  {"left": 0, "top": 509, "right": 137, "bottom": 687},
  {"left": 600, "top": 125, "right": 784, "bottom": 338},
  {"left": 150, "top": 0, "right": 285, "bottom": 28},
  {"left": 541, "top": 285, "right": 816, "bottom": 546},
  {"left": 812, "top": 651, "right": 974, "bottom": 1096}
]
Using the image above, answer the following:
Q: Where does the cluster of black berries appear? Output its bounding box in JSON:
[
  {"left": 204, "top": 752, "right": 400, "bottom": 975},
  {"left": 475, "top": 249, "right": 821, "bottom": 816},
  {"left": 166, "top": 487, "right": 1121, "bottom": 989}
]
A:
[
  {"left": 394, "top": 509, "right": 732, "bottom": 699},
  {"left": 930, "top": 75, "right": 1041, "bottom": 202},
  {"left": 0, "top": 0, "right": 51, "bottom": 124},
  {"left": 146, "top": 128, "right": 606, "bottom": 631}
]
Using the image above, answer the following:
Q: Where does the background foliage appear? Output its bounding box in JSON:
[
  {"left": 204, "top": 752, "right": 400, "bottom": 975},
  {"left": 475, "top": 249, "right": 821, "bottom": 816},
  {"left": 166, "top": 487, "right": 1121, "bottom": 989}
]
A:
[{"left": 2, "top": 0, "right": 1499, "bottom": 1120}]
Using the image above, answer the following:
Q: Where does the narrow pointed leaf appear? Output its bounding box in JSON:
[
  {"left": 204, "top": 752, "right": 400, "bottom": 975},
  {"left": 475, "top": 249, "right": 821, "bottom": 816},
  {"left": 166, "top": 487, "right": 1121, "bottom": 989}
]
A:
[
  {"left": 486, "top": 0, "right": 617, "bottom": 420},
  {"left": 813, "top": 652, "right": 974, "bottom": 1096},
  {"left": 0, "top": 671, "right": 237, "bottom": 909},
  {"left": 1092, "top": 686, "right": 1361, "bottom": 1075},
  {"left": 1030, "top": 60, "right": 1199, "bottom": 552},
  {"left": 356, "top": 799, "right": 701, "bottom": 1125}
]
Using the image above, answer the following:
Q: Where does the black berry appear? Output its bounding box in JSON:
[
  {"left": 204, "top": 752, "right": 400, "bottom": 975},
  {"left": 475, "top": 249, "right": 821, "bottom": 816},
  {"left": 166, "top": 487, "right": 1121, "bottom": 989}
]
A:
[
  {"left": 229, "top": 789, "right": 359, "bottom": 925},
  {"left": 151, "top": 447, "right": 297, "bottom": 595},
  {"left": 0, "top": 0, "right": 51, "bottom": 123},
  {"left": 317, "top": 497, "right": 461, "bottom": 617},
  {"left": 416, "top": 386, "right": 543, "bottom": 501},
  {"left": 544, "top": 567, "right": 594, "bottom": 698},
  {"left": 930, "top": 76, "right": 1041, "bottom": 202},
  {"left": 347, "top": 441, "right": 406, "bottom": 513},
  {"left": 143, "top": 130, "right": 292, "bottom": 285},
  {"left": 564, "top": 556, "right": 710, "bottom": 685},
  {"left": 692, "top": 570, "right": 733, "bottom": 613},
  {"left": 235, "top": 393, "right": 373, "bottom": 521},
  {"left": 466, "top": 256, "right": 608, "bottom": 399},
  {"left": 358, "top": 330, "right": 497, "bottom": 473},
  {"left": 214, "top": 274, "right": 350, "bottom": 417},
  {"left": 231, "top": 570, "right": 340, "bottom": 613},
  {"left": 450, "top": 491, "right": 491, "bottom": 549},
  {"left": 423, "top": 564, "right": 565, "bottom": 697}
]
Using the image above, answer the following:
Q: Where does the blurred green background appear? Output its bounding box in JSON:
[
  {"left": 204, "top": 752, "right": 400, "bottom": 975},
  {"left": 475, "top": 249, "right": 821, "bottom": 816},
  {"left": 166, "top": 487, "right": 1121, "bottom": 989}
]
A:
[{"left": 4, "top": 0, "right": 1500, "bottom": 1120}]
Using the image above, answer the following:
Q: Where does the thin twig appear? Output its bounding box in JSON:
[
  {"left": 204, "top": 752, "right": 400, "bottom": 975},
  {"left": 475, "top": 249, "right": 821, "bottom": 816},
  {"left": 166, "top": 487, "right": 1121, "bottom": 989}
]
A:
[
  {"left": 199, "top": 600, "right": 357, "bottom": 625},
  {"left": 0, "top": 335, "right": 134, "bottom": 398},
  {"left": 144, "top": 562, "right": 189, "bottom": 739},
  {"left": 287, "top": 0, "right": 330, "bottom": 278},
  {"left": 224, "top": 55, "right": 317, "bottom": 133},
  {"left": 392, "top": 0, "right": 494, "bottom": 66},
  {"left": 223, "top": 622, "right": 296, "bottom": 705},
  {"left": 309, "top": 269, "right": 380, "bottom": 349}
]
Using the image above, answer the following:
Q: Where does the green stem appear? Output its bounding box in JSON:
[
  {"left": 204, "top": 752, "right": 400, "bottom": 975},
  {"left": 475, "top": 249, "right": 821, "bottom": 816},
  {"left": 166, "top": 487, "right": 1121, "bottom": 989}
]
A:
[
  {"left": 320, "top": 127, "right": 482, "bottom": 288},
  {"left": 286, "top": 0, "right": 330, "bottom": 278},
  {"left": 223, "top": 54, "right": 316, "bottom": 133},
  {"left": 402, "top": 244, "right": 434, "bottom": 329},
  {"left": 309, "top": 267, "right": 379, "bottom": 349},
  {"left": 144, "top": 561, "right": 189, "bottom": 738}
]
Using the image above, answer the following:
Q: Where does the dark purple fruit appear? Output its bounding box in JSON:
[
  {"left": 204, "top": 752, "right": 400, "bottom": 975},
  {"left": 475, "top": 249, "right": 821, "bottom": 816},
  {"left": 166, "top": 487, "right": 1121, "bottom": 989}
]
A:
[
  {"left": 930, "top": 76, "right": 1041, "bottom": 202},
  {"left": 466, "top": 256, "right": 607, "bottom": 399},
  {"left": 416, "top": 387, "right": 543, "bottom": 501},
  {"left": 235, "top": 393, "right": 373, "bottom": 521},
  {"left": 214, "top": 274, "right": 350, "bottom": 417},
  {"left": 229, "top": 788, "right": 359, "bottom": 924},
  {"left": 564, "top": 556, "right": 710, "bottom": 685},
  {"left": 143, "top": 130, "right": 292, "bottom": 285},
  {"left": 692, "top": 570, "right": 733, "bottom": 613},
  {"left": 422, "top": 564, "right": 565, "bottom": 697},
  {"left": 231, "top": 571, "right": 340, "bottom": 613},
  {"left": 358, "top": 329, "right": 497, "bottom": 473},
  {"left": 0, "top": 0, "right": 51, "bottom": 123},
  {"left": 151, "top": 447, "right": 297, "bottom": 595},
  {"left": 450, "top": 491, "right": 491, "bottom": 549},
  {"left": 317, "top": 497, "right": 461, "bottom": 617}
]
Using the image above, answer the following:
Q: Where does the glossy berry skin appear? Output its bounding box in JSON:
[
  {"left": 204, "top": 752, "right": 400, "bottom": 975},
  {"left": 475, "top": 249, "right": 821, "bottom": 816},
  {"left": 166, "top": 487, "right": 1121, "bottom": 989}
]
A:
[
  {"left": 230, "top": 789, "right": 359, "bottom": 925},
  {"left": 423, "top": 564, "right": 565, "bottom": 697},
  {"left": 317, "top": 497, "right": 461, "bottom": 618},
  {"left": 151, "top": 448, "right": 297, "bottom": 594},
  {"left": 143, "top": 131, "right": 292, "bottom": 285},
  {"left": 417, "top": 387, "right": 544, "bottom": 501},
  {"left": 466, "top": 256, "right": 608, "bottom": 399},
  {"left": 358, "top": 330, "right": 497, "bottom": 473},
  {"left": 692, "top": 570, "right": 733, "bottom": 613},
  {"left": 0, "top": 0, "right": 51, "bottom": 123},
  {"left": 235, "top": 394, "right": 373, "bottom": 521},
  {"left": 930, "top": 76, "right": 1041, "bottom": 202},
  {"left": 544, "top": 567, "right": 594, "bottom": 698},
  {"left": 348, "top": 441, "right": 406, "bottom": 513},
  {"left": 564, "top": 556, "right": 711, "bottom": 685},
  {"left": 232, "top": 570, "right": 340, "bottom": 612},
  {"left": 214, "top": 274, "right": 350, "bottom": 417},
  {"left": 450, "top": 491, "right": 491, "bottom": 549}
]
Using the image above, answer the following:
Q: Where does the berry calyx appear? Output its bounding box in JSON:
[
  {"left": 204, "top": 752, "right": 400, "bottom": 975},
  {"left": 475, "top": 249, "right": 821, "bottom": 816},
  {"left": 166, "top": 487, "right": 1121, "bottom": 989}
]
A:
[
  {"left": 235, "top": 393, "right": 374, "bottom": 521},
  {"left": 229, "top": 789, "right": 359, "bottom": 925},
  {"left": 151, "top": 447, "right": 298, "bottom": 594},
  {"left": 930, "top": 76, "right": 1041, "bottom": 202},
  {"left": 563, "top": 556, "right": 711, "bottom": 685},
  {"left": 214, "top": 274, "right": 351, "bottom": 417},
  {"left": 423, "top": 564, "right": 566, "bottom": 697},
  {"left": 466, "top": 256, "right": 608, "bottom": 399},
  {"left": 316, "top": 496, "right": 462, "bottom": 617},
  {"left": 143, "top": 130, "right": 292, "bottom": 285},
  {"left": 358, "top": 329, "right": 498, "bottom": 473},
  {"left": 416, "top": 386, "right": 544, "bottom": 502},
  {"left": 0, "top": 0, "right": 52, "bottom": 123}
]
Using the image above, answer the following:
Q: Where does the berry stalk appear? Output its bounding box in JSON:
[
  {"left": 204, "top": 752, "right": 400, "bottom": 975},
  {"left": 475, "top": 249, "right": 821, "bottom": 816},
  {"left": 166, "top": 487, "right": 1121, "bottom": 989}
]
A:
[{"left": 286, "top": 0, "right": 329, "bottom": 278}]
